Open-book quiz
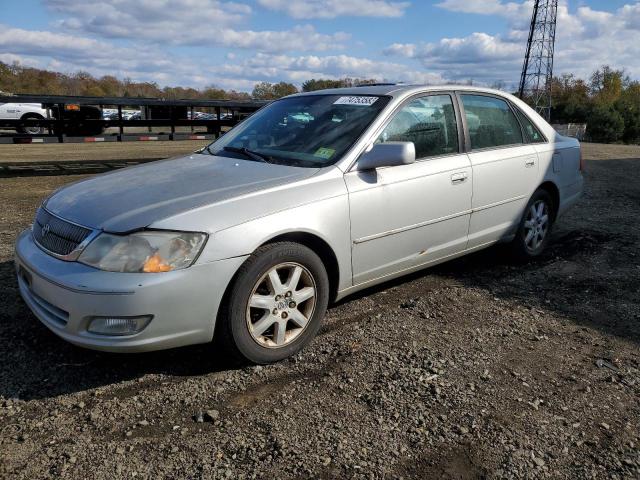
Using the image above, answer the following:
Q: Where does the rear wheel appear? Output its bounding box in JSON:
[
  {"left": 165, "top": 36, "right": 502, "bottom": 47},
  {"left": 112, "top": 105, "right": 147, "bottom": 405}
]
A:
[
  {"left": 511, "top": 188, "right": 555, "bottom": 259},
  {"left": 218, "top": 242, "right": 329, "bottom": 364},
  {"left": 18, "top": 114, "right": 44, "bottom": 135}
]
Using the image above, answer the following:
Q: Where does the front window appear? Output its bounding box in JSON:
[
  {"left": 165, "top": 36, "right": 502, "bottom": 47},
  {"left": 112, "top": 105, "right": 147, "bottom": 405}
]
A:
[
  {"left": 204, "top": 94, "right": 391, "bottom": 167},
  {"left": 376, "top": 94, "right": 459, "bottom": 159}
]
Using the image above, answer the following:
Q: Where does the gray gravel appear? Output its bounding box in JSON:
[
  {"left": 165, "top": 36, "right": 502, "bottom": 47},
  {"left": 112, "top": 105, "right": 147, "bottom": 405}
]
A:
[{"left": 0, "top": 143, "right": 639, "bottom": 479}]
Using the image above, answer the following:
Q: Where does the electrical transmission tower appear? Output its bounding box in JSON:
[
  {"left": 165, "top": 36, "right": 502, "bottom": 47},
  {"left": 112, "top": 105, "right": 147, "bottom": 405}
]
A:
[{"left": 518, "top": 0, "right": 558, "bottom": 121}]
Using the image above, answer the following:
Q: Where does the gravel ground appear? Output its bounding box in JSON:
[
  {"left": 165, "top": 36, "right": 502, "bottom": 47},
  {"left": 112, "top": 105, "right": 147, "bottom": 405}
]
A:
[{"left": 0, "top": 143, "right": 639, "bottom": 479}]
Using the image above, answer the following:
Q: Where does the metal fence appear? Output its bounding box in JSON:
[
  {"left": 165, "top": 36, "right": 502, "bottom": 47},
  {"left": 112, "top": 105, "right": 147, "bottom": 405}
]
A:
[
  {"left": 552, "top": 123, "right": 587, "bottom": 141},
  {"left": 0, "top": 94, "right": 267, "bottom": 144}
]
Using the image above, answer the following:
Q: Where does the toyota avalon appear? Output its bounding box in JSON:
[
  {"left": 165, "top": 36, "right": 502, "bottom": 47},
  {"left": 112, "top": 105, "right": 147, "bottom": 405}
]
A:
[{"left": 15, "top": 85, "right": 583, "bottom": 363}]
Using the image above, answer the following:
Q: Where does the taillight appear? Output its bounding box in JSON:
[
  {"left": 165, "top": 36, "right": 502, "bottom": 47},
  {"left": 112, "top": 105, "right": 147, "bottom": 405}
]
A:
[{"left": 579, "top": 148, "right": 585, "bottom": 171}]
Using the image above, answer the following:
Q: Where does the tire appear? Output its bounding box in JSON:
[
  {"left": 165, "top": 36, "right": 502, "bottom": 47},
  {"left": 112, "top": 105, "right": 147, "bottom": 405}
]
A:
[
  {"left": 510, "top": 188, "right": 555, "bottom": 259},
  {"left": 218, "top": 242, "right": 329, "bottom": 364},
  {"left": 18, "top": 114, "right": 44, "bottom": 135}
]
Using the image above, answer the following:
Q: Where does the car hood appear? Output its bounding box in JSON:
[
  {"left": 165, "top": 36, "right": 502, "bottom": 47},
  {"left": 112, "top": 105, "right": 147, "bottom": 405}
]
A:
[{"left": 44, "top": 153, "right": 320, "bottom": 232}]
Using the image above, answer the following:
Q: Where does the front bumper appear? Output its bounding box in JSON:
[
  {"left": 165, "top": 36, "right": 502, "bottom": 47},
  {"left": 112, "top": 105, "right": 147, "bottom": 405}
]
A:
[{"left": 14, "top": 229, "right": 247, "bottom": 352}]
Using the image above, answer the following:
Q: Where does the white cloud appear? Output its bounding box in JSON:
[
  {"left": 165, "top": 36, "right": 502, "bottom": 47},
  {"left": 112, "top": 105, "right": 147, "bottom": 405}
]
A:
[
  {"left": 436, "top": 0, "right": 532, "bottom": 20},
  {"left": 216, "top": 52, "right": 445, "bottom": 84},
  {"left": 0, "top": 27, "right": 107, "bottom": 60},
  {"left": 437, "top": 0, "right": 583, "bottom": 36},
  {"left": 386, "top": 1, "right": 640, "bottom": 85},
  {"left": 257, "top": 0, "right": 410, "bottom": 19},
  {"left": 209, "top": 25, "right": 349, "bottom": 52},
  {"left": 385, "top": 33, "right": 523, "bottom": 64},
  {"left": 0, "top": 53, "right": 42, "bottom": 68},
  {"left": 383, "top": 33, "right": 523, "bottom": 82},
  {"left": 0, "top": 24, "right": 444, "bottom": 90},
  {"left": 0, "top": 25, "right": 203, "bottom": 86},
  {"left": 44, "top": 0, "right": 348, "bottom": 52},
  {"left": 0, "top": 26, "right": 173, "bottom": 71},
  {"left": 4, "top": 0, "right": 640, "bottom": 93},
  {"left": 46, "top": 0, "right": 251, "bottom": 35},
  {"left": 383, "top": 43, "right": 417, "bottom": 58},
  {"left": 621, "top": 3, "right": 640, "bottom": 29}
]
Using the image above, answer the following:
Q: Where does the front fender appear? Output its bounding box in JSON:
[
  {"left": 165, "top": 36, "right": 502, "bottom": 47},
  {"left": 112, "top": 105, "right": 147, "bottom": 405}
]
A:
[{"left": 198, "top": 194, "right": 353, "bottom": 292}]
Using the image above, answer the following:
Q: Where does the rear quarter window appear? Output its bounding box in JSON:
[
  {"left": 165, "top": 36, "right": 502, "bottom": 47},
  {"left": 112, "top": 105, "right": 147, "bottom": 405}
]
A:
[{"left": 512, "top": 106, "right": 546, "bottom": 144}]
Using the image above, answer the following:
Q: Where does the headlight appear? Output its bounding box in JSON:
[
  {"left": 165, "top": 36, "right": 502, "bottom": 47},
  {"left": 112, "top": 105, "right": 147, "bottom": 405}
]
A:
[{"left": 78, "top": 231, "right": 207, "bottom": 273}]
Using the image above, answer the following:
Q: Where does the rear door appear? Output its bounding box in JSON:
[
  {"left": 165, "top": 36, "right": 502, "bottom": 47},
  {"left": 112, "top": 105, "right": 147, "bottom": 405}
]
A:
[
  {"left": 458, "top": 93, "right": 539, "bottom": 249},
  {"left": 346, "top": 93, "right": 472, "bottom": 285}
]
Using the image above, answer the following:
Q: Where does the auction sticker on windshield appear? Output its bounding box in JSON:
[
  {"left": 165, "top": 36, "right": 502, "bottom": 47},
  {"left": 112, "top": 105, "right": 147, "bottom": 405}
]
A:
[{"left": 333, "top": 96, "right": 379, "bottom": 106}]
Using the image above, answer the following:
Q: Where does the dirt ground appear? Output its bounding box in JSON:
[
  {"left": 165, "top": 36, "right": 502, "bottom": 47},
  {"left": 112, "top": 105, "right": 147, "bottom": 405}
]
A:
[
  {"left": 0, "top": 140, "right": 209, "bottom": 163},
  {"left": 0, "top": 143, "right": 638, "bottom": 479}
]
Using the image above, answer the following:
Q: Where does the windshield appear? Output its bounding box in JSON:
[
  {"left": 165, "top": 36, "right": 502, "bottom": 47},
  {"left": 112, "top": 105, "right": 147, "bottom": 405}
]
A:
[{"left": 203, "top": 94, "right": 390, "bottom": 167}]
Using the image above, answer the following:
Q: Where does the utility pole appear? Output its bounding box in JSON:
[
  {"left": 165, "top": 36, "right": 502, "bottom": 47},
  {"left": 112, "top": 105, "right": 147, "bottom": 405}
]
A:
[{"left": 518, "top": 0, "right": 558, "bottom": 121}]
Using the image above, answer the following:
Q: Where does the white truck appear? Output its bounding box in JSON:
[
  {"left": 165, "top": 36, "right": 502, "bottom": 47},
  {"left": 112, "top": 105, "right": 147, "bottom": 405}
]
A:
[
  {"left": 0, "top": 102, "right": 48, "bottom": 134},
  {"left": 0, "top": 99, "right": 104, "bottom": 136}
]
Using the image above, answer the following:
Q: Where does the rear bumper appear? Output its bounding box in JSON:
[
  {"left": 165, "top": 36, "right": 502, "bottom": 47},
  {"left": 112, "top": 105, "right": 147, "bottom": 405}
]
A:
[{"left": 14, "top": 229, "right": 247, "bottom": 352}]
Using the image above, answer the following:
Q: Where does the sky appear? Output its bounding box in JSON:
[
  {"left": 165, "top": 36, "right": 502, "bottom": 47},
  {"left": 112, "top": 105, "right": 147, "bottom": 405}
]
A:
[{"left": 0, "top": 0, "right": 639, "bottom": 92}]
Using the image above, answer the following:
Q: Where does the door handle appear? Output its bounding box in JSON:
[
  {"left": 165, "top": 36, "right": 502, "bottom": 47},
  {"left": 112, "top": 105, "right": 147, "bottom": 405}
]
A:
[
  {"left": 525, "top": 157, "right": 536, "bottom": 168},
  {"left": 451, "top": 172, "right": 468, "bottom": 185}
]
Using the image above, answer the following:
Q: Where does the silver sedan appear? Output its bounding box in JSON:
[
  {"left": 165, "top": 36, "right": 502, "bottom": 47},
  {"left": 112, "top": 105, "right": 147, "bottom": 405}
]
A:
[{"left": 14, "top": 85, "right": 584, "bottom": 363}]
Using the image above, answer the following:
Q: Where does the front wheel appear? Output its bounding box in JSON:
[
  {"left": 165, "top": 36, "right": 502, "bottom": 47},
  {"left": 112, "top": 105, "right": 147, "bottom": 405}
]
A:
[
  {"left": 511, "top": 188, "right": 555, "bottom": 259},
  {"left": 218, "top": 242, "right": 329, "bottom": 364}
]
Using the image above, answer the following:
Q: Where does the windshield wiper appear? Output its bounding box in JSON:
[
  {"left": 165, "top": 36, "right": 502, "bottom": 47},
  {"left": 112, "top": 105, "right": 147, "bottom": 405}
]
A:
[{"left": 223, "top": 146, "right": 272, "bottom": 163}]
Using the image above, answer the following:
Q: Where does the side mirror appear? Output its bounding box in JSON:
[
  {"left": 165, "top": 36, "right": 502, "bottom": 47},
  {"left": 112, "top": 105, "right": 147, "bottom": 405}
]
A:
[{"left": 356, "top": 142, "right": 416, "bottom": 171}]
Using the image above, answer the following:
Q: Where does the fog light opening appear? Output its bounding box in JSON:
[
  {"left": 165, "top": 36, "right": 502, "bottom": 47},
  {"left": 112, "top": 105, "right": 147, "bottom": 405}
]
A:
[{"left": 87, "top": 315, "right": 153, "bottom": 336}]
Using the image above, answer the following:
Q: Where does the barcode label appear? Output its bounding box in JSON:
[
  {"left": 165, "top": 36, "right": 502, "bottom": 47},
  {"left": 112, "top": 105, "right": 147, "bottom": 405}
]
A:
[{"left": 333, "top": 96, "right": 379, "bottom": 106}]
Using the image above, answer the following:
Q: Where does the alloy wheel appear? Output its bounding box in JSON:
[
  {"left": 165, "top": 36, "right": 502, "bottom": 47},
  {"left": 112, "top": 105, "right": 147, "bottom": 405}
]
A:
[
  {"left": 523, "top": 200, "right": 550, "bottom": 252},
  {"left": 245, "top": 262, "right": 317, "bottom": 348}
]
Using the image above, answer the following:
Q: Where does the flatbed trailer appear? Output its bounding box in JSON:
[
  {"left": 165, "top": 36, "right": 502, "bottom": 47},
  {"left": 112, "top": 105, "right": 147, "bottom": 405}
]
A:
[{"left": 0, "top": 94, "right": 267, "bottom": 144}]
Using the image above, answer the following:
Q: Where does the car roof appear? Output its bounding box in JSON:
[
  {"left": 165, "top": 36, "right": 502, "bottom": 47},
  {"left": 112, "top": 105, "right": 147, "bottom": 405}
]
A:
[{"left": 290, "top": 84, "right": 514, "bottom": 100}]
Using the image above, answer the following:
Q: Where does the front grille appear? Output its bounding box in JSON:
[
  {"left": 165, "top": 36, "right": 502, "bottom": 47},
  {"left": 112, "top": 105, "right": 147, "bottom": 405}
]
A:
[{"left": 32, "top": 207, "right": 91, "bottom": 257}]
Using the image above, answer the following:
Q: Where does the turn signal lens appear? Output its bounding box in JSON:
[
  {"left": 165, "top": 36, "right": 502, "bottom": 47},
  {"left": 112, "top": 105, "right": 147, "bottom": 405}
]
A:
[
  {"left": 143, "top": 253, "right": 172, "bottom": 273},
  {"left": 64, "top": 104, "right": 81, "bottom": 111}
]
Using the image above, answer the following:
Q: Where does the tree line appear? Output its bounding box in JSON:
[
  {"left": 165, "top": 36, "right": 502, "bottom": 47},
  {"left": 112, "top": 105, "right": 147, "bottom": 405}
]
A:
[
  {"left": 0, "top": 61, "right": 375, "bottom": 101},
  {"left": 548, "top": 66, "right": 640, "bottom": 144},
  {"left": 0, "top": 61, "right": 251, "bottom": 101},
  {"left": 1, "top": 61, "right": 638, "bottom": 144}
]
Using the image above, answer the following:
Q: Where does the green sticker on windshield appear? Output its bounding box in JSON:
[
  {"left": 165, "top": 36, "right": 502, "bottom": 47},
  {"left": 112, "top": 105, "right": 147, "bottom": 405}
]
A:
[{"left": 314, "top": 147, "right": 335, "bottom": 159}]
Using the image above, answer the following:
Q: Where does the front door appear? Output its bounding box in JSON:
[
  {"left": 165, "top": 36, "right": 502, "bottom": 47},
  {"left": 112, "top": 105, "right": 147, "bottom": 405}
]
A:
[{"left": 345, "top": 93, "right": 473, "bottom": 285}]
